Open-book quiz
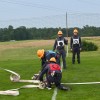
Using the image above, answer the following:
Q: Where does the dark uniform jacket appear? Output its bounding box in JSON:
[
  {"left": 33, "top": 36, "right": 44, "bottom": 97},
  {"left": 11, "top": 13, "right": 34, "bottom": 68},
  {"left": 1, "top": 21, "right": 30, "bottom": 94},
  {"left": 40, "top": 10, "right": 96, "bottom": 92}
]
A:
[
  {"left": 53, "top": 36, "right": 68, "bottom": 51},
  {"left": 70, "top": 35, "right": 82, "bottom": 49},
  {"left": 41, "top": 50, "right": 58, "bottom": 69},
  {"left": 39, "top": 62, "right": 61, "bottom": 81}
]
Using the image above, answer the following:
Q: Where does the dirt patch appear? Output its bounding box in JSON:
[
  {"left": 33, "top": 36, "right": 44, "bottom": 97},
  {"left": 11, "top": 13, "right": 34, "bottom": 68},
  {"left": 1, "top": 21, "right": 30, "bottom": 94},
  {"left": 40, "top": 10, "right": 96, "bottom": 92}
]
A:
[{"left": 0, "top": 40, "right": 55, "bottom": 50}]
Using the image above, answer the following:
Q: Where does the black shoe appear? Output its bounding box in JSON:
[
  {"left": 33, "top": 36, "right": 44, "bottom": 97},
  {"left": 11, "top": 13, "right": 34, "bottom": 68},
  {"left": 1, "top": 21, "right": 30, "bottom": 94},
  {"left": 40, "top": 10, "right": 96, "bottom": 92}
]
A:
[
  {"left": 63, "top": 67, "right": 67, "bottom": 69},
  {"left": 78, "top": 62, "right": 80, "bottom": 64},
  {"left": 46, "top": 86, "right": 52, "bottom": 90},
  {"left": 61, "top": 86, "right": 71, "bottom": 91},
  {"left": 58, "top": 85, "right": 71, "bottom": 91},
  {"left": 46, "top": 84, "right": 52, "bottom": 90},
  {"left": 72, "top": 62, "right": 75, "bottom": 64}
]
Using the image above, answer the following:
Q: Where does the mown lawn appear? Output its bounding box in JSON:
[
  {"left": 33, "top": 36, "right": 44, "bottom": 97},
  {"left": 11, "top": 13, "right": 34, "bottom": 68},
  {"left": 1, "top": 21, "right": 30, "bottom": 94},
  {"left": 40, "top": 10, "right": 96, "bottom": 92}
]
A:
[{"left": 0, "top": 37, "right": 100, "bottom": 100}]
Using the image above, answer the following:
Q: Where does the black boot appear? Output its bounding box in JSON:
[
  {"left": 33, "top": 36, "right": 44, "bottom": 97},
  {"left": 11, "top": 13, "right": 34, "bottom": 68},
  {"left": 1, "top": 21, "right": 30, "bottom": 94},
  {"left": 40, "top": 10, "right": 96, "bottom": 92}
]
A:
[
  {"left": 78, "top": 60, "right": 80, "bottom": 64},
  {"left": 58, "top": 85, "right": 71, "bottom": 91},
  {"left": 72, "top": 62, "right": 75, "bottom": 64}
]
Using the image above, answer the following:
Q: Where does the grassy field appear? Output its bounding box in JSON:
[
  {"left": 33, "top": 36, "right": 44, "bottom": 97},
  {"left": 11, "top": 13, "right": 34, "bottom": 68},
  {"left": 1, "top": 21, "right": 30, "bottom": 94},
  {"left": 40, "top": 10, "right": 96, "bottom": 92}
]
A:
[{"left": 0, "top": 37, "right": 100, "bottom": 100}]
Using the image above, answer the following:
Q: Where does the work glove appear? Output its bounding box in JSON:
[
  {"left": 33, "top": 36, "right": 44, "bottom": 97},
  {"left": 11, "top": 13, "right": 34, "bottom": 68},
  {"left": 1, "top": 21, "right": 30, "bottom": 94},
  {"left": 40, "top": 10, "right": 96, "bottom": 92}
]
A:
[
  {"left": 70, "top": 48, "right": 72, "bottom": 52},
  {"left": 39, "top": 81, "right": 45, "bottom": 89},
  {"left": 31, "top": 74, "right": 39, "bottom": 80}
]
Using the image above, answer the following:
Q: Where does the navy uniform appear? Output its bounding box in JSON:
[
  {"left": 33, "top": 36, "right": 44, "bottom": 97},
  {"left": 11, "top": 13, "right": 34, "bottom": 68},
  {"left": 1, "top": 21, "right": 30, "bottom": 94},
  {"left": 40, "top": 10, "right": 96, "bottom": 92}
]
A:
[
  {"left": 53, "top": 31, "right": 68, "bottom": 69},
  {"left": 70, "top": 29, "right": 82, "bottom": 64},
  {"left": 33, "top": 50, "right": 60, "bottom": 80},
  {"left": 39, "top": 57, "right": 69, "bottom": 90},
  {"left": 37, "top": 49, "right": 60, "bottom": 71}
]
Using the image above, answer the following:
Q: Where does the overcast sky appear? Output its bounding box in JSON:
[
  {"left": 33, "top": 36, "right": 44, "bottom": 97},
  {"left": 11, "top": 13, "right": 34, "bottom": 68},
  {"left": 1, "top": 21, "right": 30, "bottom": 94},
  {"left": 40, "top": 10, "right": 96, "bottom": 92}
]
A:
[{"left": 0, "top": 0, "right": 100, "bottom": 28}]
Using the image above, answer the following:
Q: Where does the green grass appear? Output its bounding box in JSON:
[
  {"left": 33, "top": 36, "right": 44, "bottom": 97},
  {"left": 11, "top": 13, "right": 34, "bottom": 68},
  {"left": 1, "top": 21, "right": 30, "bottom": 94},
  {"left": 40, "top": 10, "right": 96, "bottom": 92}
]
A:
[{"left": 0, "top": 38, "right": 100, "bottom": 100}]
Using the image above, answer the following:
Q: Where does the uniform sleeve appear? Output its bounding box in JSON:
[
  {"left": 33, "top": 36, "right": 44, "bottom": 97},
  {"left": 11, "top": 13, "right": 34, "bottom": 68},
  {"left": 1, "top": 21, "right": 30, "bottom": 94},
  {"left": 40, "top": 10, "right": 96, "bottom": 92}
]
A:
[
  {"left": 39, "top": 66, "right": 48, "bottom": 81},
  {"left": 79, "top": 37, "right": 82, "bottom": 48},
  {"left": 70, "top": 37, "right": 73, "bottom": 49},
  {"left": 64, "top": 38, "right": 68, "bottom": 45},
  {"left": 53, "top": 39, "right": 57, "bottom": 51},
  {"left": 41, "top": 58, "right": 46, "bottom": 67}
]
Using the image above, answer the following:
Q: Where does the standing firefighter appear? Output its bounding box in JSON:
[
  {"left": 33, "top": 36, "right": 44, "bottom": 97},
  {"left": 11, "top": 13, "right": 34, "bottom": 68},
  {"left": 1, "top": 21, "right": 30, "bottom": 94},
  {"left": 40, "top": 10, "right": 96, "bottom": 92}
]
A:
[
  {"left": 70, "top": 29, "right": 82, "bottom": 64},
  {"left": 39, "top": 57, "right": 70, "bottom": 91},
  {"left": 53, "top": 31, "right": 68, "bottom": 69}
]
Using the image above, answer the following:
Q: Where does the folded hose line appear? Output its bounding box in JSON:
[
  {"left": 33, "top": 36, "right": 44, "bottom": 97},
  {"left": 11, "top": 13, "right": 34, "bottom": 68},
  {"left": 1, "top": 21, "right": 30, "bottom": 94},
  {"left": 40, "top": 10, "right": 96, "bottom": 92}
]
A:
[
  {"left": 0, "top": 90, "right": 19, "bottom": 96},
  {"left": 0, "top": 67, "right": 100, "bottom": 96},
  {"left": 0, "top": 67, "right": 44, "bottom": 96}
]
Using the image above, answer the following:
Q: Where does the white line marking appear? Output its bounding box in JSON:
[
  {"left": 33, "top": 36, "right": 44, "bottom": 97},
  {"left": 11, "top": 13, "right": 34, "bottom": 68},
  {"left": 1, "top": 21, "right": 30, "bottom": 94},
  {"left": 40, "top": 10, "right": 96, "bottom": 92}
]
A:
[
  {"left": 51, "top": 88, "right": 58, "bottom": 100},
  {"left": 51, "top": 62, "right": 63, "bottom": 100}
]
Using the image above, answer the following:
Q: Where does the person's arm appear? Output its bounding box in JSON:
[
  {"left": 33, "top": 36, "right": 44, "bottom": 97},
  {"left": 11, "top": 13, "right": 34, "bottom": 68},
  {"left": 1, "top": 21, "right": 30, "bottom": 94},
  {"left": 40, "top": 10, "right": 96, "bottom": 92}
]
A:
[
  {"left": 64, "top": 38, "right": 68, "bottom": 45},
  {"left": 53, "top": 39, "right": 57, "bottom": 51},
  {"left": 70, "top": 37, "right": 73, "bottom": 49},
  {"left": 79, "top": 37, "right": 82, "bottom": 49},
  {"left": 41, "top": 58, "right": 46, "bottom": 67},
  {"left": 39, "top": 66, "right": 48, "bottom": 81}
]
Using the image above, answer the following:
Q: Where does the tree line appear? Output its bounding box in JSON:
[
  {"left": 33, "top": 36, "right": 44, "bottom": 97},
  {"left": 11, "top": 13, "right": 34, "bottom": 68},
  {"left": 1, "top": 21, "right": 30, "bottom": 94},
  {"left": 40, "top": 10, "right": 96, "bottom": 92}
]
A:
[{"left": 0, "top": 25, "right": 100, "bottom": 41}]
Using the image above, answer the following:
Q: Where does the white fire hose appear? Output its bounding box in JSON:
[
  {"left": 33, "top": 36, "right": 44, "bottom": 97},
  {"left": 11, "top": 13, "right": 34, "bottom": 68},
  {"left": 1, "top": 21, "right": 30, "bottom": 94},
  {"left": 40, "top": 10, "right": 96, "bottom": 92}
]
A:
[
  {"left": 0, "top": 67, "right": 100, "bottom": 96},
  {"left": 0, "top": 67, "right": 45, "bottom": 96}
]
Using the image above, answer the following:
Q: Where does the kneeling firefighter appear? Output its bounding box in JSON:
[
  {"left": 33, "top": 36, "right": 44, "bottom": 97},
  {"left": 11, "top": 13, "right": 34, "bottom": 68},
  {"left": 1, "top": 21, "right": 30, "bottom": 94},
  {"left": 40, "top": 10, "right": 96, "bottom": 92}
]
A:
[{"left": 39, "top": 57, "right": 70, "bottom": 90}]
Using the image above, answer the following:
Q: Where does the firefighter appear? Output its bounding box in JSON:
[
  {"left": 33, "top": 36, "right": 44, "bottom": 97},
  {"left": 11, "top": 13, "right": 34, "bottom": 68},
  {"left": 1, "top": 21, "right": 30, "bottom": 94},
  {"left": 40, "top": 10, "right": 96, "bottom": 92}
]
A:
[
  {"left": 39, "top": 57, "right": 70, "bottom": 90},
  {"left": 53, "top": 30, "right": 68, "bottom": 69},
  {"left": 70, "top": 29, "right": 82, "bottom": 64},
  {"left": 37, "top": 49, "right": 60, "bottom": 70},
  {"left": 32, "top": 49, "right": 60, "bottom": 80}
]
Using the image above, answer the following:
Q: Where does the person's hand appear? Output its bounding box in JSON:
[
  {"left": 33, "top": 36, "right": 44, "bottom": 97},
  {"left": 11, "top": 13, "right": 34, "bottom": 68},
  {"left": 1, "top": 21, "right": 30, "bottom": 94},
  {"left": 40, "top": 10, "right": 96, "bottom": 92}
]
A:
[
  {"left": 39, "top": 81, "right": 45, "bottom": 89},
  {"left": 39, "top": 81, "right": 43, "bottom": 84},
  {"left": 70, "top": 49, "right": 72, "bottom": 51},
  {"left": 80, "top": 48, "right": 82, "bottom": 51}
]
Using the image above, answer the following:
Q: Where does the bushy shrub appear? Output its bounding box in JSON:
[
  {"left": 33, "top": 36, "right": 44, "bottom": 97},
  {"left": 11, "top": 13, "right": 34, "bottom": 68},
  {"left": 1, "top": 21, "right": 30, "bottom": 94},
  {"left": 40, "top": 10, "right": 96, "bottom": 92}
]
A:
[{"left": 82, "top": 41, "right": 98, "bottom": 51}]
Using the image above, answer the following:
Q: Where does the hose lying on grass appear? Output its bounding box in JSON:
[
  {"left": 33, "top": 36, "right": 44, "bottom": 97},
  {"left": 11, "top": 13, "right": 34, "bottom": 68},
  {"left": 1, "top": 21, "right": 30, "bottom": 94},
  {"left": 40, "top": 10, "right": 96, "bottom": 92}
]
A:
[
  {"left": 0, "top": 67, "right": 100, "bottom": 96},
  {"left": 0, "top": 67, "right": 45, "bottom": 96}
]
